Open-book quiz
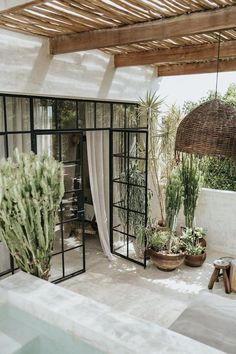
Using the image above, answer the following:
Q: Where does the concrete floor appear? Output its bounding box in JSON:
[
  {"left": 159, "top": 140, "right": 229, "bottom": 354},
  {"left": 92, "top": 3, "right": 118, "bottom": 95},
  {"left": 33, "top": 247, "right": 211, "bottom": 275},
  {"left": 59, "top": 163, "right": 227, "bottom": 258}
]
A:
[{"left": 60, "top": 235, "right": 236, "bottom": 329}]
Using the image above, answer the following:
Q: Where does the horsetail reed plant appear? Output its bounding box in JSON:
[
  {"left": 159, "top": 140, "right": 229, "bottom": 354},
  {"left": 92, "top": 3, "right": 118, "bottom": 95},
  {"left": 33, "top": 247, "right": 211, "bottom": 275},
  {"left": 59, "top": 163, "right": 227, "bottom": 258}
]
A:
[
  {"left": 0, "top": 150, "right": 64, "bottom": 280},
  {"left": 180, "top": 154, "right": 204, "bottom": 229}
]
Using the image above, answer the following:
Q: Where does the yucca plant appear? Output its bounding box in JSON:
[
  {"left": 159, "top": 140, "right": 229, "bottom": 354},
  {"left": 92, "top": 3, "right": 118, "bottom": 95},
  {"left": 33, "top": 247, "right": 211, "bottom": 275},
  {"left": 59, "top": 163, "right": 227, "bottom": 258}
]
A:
[
  {"left": 137, "top": 93, "right": 182, "bottom": 226},
  {"left": 180, "top": 154, "right": 204, "bottom": 229},
  {"left": 0, "top": 150, "right": 64, "bottom": 280}
]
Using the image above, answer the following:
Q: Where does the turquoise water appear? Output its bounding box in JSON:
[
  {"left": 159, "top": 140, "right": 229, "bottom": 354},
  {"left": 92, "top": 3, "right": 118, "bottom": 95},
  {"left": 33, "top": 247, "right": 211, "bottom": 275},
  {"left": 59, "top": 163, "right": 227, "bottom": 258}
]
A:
[{"left": 0, "top": 304, "right": 107, "bottom": 354}]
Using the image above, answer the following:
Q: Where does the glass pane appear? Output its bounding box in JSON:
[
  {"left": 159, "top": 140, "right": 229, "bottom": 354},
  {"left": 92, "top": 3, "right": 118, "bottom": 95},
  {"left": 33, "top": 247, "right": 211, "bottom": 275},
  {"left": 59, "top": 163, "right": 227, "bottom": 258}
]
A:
[
  {"left": 61, "top": 133, "right": 81, "bottom": 162},
  {"left": 33, "top": 98, "right": 56, "bottom": 130},
  {"left": 64, "top": 163, "right": 82, "bottom": 192},
  {"left": 0, "top": 97, "right": 4, "bottom": 132},
  {"left": 113, "top": 131, "right": 125, "bottom": 156},
  {"left": 53, "top": 225, "right": 62, "bottom": 254},
  {"left": 57, "top": 100, "right": 77, "bottom": 129},
  {"left": 0, "top": 136, "right": 5, "bottom": 159},
  {"left": 6, "top": 97, "right": 30, "bottom": 131},
  {"left": 96, "top": 102, "right": 110, "bottom": 128},
  {"left": 113, "top": 104, "right": 125, "bottom": 128},
  {"left": 113, "top": 156, "right": 127, "bottom": 181},
  {"left": 7, "top": 133, "right": 31, "bottom": 157},
  {"left": 113, "top": 206, "right": 127, "bottom": 234},
  {"left": 128, "top": 159, "right": 146, "bottom": 187},
  {"left": 128, "top": 236, "right": 144, "bottom": 261},
  {"left": 36, "top": 134, "right": 59, "bottom": 159},
  {"left": 62, "top": 192, "right": 83, "bottom": 222},
  {"left": 129, "top": 132, "right": 146, "bottom": 159},
  {"left": 50, "top": 254, "right": 62, "bottom": 281},
  {"left": 113, "top": 182, "right": 127, "bottom": 209},
  {"left": 63, "top": 220, "right": 83, "bottom": 250},
  {"left": 81, "top": 102, "right": 94, "bottom": 129},
  {"left": 64, "top": 249, "right": 84, "bottom": 276},
  {"left": 126, "top": 104, "right": 138, "bottom": 128},
  {"left": 113, "top": 230, "right": 127, "bottom": 255}
]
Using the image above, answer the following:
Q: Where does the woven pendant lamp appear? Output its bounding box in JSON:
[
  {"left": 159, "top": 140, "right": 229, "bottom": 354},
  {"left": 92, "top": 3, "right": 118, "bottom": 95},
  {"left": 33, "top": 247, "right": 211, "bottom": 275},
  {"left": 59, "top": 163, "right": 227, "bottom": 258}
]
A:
[
  {"left": 175, "top": 35, "right": 236, "bottom": 158},
  {"left": 175, "top": 98, "right": 236, "bottom": 158}
]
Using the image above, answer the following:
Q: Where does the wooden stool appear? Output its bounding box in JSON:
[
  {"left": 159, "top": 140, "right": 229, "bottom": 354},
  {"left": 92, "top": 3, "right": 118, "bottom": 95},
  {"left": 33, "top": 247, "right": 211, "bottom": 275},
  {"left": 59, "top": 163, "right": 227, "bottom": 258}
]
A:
[
  {"left": 230, "top": 259, "right": 236, "bottom": 292},
  {"left": 208, "top": 259, "right": 231, "bottom": 294}
]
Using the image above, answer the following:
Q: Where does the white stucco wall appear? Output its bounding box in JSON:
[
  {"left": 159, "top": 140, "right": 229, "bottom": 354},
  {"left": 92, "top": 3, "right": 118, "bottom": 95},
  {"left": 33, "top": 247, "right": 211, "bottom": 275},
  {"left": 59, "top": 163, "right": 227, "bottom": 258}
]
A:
[
  {"left": 0, "top": 28, "right": 159, "bottom": 102},
  {"left": 152, "top": 187, "right": 236, "bottom": 255},
  {"left": 0, "top": 0, "right": 33, "bottom": 11}
]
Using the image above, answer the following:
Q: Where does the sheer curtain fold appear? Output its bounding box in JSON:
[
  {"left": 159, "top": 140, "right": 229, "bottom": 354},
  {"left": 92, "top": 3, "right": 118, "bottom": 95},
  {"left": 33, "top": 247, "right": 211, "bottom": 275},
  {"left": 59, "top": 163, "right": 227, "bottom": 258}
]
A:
[{"left": 86, "top": 109, "right": 113, "bottom": 260}]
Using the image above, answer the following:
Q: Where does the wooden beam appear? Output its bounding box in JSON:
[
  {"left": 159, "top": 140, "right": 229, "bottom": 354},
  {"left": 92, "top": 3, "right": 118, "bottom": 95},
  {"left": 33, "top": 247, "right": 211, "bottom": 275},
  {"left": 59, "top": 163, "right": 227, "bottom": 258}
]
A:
[
  {"left": 50, "top": 6, "right": 236, "bottom": 54},
  {"left": 157, "top": 59, "right": 236, "bottom": 76},
  {"left": 114, "top": 40, "right": 236, "bottom": 67}
]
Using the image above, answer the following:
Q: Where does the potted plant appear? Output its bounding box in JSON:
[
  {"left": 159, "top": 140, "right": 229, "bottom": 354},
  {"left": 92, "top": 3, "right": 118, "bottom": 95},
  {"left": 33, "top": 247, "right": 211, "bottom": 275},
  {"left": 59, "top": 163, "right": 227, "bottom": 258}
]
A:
[
  {"left": 118, "top": 160, "right": 152, "bottom": 259},
  {"left": 181, "top": 227, "right": 207, "bottom": 267},
  {"left": 137, "top": 92, "right": 182, "bottom": 227},
  {"left": 0, "top": 149, "right": 64, "bottom": 280},
  {"left": 149, "top": 167, "right": 185, "bottom": 271}
]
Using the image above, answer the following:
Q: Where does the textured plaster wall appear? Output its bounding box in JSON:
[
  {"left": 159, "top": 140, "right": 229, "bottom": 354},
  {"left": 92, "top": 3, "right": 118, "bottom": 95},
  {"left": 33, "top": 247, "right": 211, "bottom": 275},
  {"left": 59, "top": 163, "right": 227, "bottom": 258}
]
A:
[
  {"left": 0, "top": 0, "right": 33, "bottom": 11},
  {"left": 0, "top": 29, "right": 159, "bottom": 102}
]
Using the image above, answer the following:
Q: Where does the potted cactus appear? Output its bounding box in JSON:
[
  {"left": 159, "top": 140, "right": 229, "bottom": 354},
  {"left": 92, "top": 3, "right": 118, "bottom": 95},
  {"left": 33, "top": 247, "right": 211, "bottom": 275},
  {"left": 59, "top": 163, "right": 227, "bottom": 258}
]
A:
[
  {"left": 0, "top": 150, "right": 64, "bottom": 280},
  {"left": 149, "top": 167, "right": 185, "bottom": 271}
]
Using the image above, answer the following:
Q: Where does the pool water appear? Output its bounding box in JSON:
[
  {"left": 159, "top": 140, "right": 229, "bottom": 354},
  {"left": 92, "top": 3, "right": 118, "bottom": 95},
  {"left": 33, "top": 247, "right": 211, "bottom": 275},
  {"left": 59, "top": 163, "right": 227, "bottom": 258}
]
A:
[{"left": 0, "top": 304, "right": 107, "bottom": 354}]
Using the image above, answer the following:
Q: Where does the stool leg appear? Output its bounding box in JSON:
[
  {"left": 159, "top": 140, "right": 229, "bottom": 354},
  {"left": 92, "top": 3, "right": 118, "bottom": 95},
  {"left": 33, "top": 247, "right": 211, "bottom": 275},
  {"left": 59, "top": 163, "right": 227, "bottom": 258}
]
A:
[
  {"left": 208, "top": 268, "right": 219, "bottom": 290},
  {"left": 223, "top": 269, "right": 231, "bottom": 294}
]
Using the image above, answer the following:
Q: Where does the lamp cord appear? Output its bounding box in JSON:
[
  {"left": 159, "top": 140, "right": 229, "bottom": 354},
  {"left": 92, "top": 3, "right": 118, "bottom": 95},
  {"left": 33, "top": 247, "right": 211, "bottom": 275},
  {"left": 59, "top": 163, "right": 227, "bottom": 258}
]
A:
[{"left": 215, "top": 32, "right": 221, "bottom": 99}]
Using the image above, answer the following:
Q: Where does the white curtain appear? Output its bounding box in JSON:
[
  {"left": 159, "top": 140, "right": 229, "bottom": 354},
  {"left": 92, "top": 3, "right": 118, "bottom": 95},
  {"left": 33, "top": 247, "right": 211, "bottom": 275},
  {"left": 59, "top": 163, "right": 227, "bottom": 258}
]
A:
[
  {"left": 33, "top": 100, "right": 53, "bottom": 156},
  {"left": 86, "top": 130, "right": 113, "bottom": 260},
  {"left": 6, "top": 97, "right": 31, "bottom": 156},
  {"left": 85, "top": 104, "right": 113, "bottom": 260}
]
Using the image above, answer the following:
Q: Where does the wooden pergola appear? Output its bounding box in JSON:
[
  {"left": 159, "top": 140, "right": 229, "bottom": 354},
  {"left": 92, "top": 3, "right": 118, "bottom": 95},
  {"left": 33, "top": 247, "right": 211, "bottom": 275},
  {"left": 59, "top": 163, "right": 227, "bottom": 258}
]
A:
[{"left": 1, "top": 0, "right": 236, "bottom": 76}]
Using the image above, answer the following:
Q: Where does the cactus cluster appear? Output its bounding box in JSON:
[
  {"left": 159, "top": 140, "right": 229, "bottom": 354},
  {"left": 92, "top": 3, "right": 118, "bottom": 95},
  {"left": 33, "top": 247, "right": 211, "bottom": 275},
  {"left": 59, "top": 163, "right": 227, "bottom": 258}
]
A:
[
  {"left": 180, "top": 154, "right": 204, "bottom": 229},
  {"left": 0, "top": 150, "right": 64, "bottom": 280},
  {"left": 165, "top": 167, "right": 183, "bottom": 233}
]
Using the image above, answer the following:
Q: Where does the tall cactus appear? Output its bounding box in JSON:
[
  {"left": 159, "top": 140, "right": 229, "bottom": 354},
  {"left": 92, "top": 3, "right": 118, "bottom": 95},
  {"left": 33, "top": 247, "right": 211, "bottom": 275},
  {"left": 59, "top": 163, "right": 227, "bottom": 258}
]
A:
[
  {"left": 165, "top": 167, "right": 183, "bottom": 233},
  {"left": 180, "top": 154, "right": 204, "bottom": 229},
  {"left": 165, "top": 167, "right": 183, "bottom": 253},
  {"left": 0, "top": 150, "right": 64, "bottom": 280}
]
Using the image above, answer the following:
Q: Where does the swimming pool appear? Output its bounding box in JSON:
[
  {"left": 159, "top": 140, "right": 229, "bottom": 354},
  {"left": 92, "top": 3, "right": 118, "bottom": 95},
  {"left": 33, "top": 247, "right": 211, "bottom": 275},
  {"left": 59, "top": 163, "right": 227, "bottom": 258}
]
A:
[{"left": 0, "top": 304, "right": 106, "bottom": 354}]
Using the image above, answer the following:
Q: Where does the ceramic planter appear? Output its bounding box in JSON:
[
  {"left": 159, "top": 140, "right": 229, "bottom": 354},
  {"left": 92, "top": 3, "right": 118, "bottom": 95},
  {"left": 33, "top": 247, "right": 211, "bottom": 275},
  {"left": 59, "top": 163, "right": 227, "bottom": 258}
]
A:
[
  {"left": 149, "top": 248, "right": 185, "bottom": 271},
  {"left": 185, "top": 252, "right": 206, "bottom": 267}
]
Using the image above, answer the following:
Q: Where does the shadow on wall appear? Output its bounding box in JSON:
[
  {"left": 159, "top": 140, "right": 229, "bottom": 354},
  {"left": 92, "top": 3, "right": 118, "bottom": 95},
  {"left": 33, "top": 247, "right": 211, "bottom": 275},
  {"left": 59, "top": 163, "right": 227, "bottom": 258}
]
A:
[
  {"left": 24, "top": 40, "right": 52, "bottom": 92},
  {"left": 0, "top": 29, "right": 161, "bottom": 101}
]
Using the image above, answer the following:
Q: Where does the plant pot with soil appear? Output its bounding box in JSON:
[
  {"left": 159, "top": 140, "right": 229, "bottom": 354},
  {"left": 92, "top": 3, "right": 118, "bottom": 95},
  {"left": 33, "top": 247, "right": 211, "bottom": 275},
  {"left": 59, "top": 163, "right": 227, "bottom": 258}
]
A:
[
  {"left": 181, "top": 227, "right": 207, "bottom": 267},
  {"left": 149, "top": 230, "right": 185, "bottom": 271}
]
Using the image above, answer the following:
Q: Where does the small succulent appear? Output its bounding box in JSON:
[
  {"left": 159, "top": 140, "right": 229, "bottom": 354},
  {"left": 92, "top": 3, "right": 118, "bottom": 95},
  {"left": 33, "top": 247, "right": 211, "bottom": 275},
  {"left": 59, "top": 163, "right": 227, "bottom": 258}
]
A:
[{"left": 181, "top": 227, "right": 206, "bottom": 256}]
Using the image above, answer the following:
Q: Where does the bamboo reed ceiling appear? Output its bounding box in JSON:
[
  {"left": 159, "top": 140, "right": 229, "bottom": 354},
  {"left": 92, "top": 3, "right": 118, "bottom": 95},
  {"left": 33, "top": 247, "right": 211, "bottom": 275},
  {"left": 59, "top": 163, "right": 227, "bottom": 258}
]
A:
[{"left": 1, "top": 1, "right": 236, "bottom": 75}]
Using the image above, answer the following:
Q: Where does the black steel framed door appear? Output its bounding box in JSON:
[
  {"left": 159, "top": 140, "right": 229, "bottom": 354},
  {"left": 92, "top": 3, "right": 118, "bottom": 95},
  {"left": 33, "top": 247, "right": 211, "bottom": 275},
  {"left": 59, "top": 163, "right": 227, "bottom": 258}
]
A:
[
  {"left": 110, "top": 129, "right": 148, "bottom": 267},
  {"left": 35, "top": 131, "right": 85, "bottom": 283}
]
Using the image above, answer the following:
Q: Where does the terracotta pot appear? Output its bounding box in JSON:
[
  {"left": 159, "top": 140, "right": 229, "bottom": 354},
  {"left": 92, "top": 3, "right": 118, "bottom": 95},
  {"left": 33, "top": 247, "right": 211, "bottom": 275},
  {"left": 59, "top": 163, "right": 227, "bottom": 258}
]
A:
[
  {"left": 185, "top": 252, "right": 206, "bottom": 267},
  {"left": 149, "top": 248, "right": 185, "bottom": 271}
]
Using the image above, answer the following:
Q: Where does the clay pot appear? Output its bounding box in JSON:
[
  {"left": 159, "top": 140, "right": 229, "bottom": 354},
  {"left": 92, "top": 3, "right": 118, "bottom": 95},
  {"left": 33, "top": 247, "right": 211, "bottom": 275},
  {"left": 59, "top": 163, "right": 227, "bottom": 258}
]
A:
[
  {"left": 149, "top": 248, "right": 185, "bottom": 271},
  {"left": 185, "top": 252, "right": 206, "bottom": 267}
]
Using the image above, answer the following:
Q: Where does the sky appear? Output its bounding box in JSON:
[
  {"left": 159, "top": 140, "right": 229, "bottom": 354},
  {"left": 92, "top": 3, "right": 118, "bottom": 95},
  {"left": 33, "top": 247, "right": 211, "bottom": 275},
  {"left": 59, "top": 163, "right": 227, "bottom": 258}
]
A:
[{"left": 155, "top": 71, "right": 236, "bottom": 108}]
